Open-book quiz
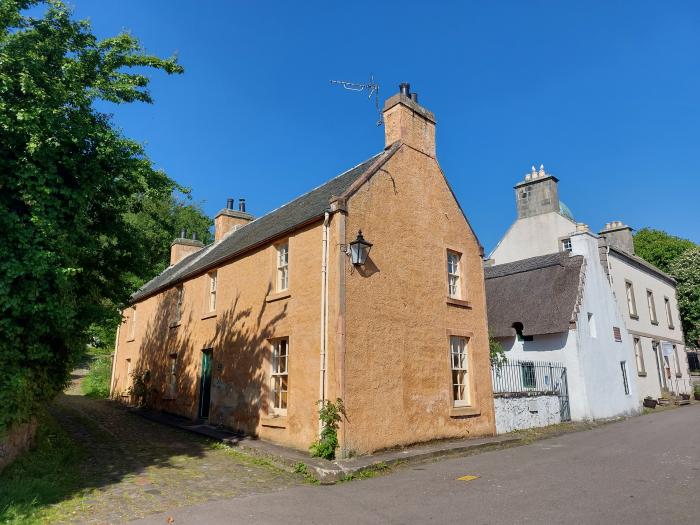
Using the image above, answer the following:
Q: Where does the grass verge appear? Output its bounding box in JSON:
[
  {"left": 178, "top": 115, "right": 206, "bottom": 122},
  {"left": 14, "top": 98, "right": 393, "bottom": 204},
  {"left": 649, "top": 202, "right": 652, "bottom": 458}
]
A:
[
  {"left": 81, "top": 347, "right": 112, "bottom": 398},
  {"left": 0, "top": 409, "right": 83, "bottom": 525},
  {"left": 340, "top": 461, "right": 390, "bottom": 482}
]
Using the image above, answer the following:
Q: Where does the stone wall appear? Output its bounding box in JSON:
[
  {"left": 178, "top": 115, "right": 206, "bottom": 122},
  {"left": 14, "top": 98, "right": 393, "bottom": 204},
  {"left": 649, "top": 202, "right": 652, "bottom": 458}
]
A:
[
  {"left": 0, "top": 418, "right": 37, "bottom": 473},
  {"left": 494, "top": 395, "right": 561, "bottom": 434}
]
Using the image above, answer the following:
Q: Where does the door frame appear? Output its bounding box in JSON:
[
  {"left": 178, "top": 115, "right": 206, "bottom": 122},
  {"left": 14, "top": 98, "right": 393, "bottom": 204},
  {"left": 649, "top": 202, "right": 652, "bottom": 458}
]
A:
[{"left": 198, "top": 348, "right": 213, "bottom": 420}]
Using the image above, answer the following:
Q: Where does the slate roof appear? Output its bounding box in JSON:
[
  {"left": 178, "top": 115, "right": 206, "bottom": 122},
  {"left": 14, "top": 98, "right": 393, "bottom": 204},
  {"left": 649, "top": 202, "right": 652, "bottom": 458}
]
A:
[
  {"left": 130, "top": 146, "right": 398, "bottom": 303},
  {"left": 484, "top": 252, "right": 585, "bottom": 338},
  {"left": 607, "top": 246, "right": 677, "bottom": 286}
]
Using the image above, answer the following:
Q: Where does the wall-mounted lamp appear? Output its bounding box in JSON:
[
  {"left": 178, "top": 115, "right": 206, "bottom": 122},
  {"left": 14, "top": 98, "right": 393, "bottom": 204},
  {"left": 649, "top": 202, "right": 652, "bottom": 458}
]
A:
[{"left": 348, "top": 230, "right": 372, "bottom": 266}]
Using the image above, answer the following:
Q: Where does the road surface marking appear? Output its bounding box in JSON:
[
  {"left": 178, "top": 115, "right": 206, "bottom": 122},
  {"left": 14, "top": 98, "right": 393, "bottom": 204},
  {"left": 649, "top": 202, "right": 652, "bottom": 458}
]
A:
[{"left": 456, "top": 475, "right": 480, "bottom": 482}]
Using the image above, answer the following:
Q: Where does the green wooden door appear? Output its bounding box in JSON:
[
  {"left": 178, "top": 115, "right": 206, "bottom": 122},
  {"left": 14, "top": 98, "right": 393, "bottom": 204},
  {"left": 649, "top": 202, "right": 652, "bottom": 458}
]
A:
[{"left": 199, "top": 350, "right": 212, "bottom": 420}]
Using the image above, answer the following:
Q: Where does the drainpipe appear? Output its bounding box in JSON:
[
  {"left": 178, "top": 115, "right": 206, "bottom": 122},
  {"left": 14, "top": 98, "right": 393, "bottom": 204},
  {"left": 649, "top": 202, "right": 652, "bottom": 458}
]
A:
[
  {"left": 109, "top": 316, "right": 121, "bottom": 398},
  {"left": 319, "top": 211, "right": 330, "bottom": 434},
  {"left": 337, "top": 212, "right": 347, "bottom": 455}
]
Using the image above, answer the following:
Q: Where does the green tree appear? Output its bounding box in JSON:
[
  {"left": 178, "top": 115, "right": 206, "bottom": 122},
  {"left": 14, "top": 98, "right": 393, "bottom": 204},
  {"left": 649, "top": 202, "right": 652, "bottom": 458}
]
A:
[
  {"left": 633, "top": 228, "right": 695, "bottom": 274},
  {"left": 0, "top": 0, "right": 185, "bottom": 432},
  {"left": 670, "top": 247, "right": 700, "bottom": 348},
  {"left": 634, "top": 228, "right": 699, "bottom": 349},
  {"left": 88, "top": 192, "right": 213, "bottom": 351}
]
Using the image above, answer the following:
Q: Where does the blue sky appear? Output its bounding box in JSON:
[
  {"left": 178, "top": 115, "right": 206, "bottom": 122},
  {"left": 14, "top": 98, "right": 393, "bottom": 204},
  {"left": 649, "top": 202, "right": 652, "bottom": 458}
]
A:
[{"left": 67, "top": 0, "right": 699, "bottom": 250}]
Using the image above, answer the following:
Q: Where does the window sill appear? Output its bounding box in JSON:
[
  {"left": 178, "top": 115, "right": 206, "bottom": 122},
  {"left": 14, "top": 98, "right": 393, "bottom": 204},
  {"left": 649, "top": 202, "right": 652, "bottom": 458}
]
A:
[
  {"left": 629, "top": 314, "right": 639, "bottom": 320},
  {"left": 261, "top": 415, "right": 288, "bottom": 428},
  {"left": 651, "top": 321, "right": 659, "bottom": 326},
  {"left": 446, "top": 297, "right": 472, "bottom": 309},
  {"left": 675, "top": 373, "right": 683, "bottom": 378},
  {"left": 126, "top": 338, "right": 135, "bottom": 343},
  {"left": 201, "top": 312, "right": 217, "bottom": 320},
  {"left": 638, "top": 372, "right": 647, "bottom": 377},
  {"left": 169, "top": 321, "right": 181, "bottom": 329},
  {"left": 266, "top": 290, "right": 291, "bottom": 303},
  {"left": 449, "top": 406, "right": 481, "bottom": 418}
]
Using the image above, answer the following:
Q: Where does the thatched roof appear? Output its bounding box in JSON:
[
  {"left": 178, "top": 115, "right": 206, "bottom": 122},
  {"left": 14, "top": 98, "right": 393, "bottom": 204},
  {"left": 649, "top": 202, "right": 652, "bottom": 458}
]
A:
[{"left": 484, "top": 252, "right": 585, "bottom": 338}]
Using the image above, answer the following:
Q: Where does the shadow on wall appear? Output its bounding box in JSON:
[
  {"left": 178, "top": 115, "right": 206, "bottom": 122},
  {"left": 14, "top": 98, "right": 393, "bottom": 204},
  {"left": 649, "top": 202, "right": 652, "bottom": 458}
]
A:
[
  {"left": 130, "top": 282, "right": 287, "bottom": 435},
  {"left": 355, "top": 255, "right": 380, "bottom": 278},
  {"left": 501, "top": 332, "right": 570, "bottom": 353}
]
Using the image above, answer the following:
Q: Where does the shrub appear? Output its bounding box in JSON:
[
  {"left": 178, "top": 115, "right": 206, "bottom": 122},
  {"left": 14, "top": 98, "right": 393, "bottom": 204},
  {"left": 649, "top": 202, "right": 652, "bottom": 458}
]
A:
[
  {"left": 81, "top": 353, "right": 113, "bottom": 399},
  {"left": 309, "top": 398, "right": 345, "bottom": 460}
]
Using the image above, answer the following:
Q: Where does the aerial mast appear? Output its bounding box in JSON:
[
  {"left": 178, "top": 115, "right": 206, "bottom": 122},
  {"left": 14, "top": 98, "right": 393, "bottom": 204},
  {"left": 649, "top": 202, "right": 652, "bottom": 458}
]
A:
[{"left": 330, "top": 75, "right": 382, "bottom": 126}]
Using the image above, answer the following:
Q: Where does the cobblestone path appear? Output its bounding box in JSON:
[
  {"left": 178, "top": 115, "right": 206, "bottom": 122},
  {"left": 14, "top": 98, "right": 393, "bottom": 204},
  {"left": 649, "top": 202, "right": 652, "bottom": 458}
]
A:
[{"left": 48, "top": 387, "right": 302, "bottom": 524}]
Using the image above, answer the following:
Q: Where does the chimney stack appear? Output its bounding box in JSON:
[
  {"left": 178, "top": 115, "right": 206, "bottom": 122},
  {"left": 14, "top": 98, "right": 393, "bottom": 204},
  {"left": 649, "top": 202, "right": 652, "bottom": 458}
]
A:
[
  {"left": 513, "top": 164, "right": 561, "bottom": 220},
  {"left": 170, "top": 231, "right": 203, "bottom": 266},
  {"left": 599, "top": 221, "right": 635, "bottom": 254},
  {"left": 214, "top": 197, "right": 254, "bottom": 241},
  {"left": 383, "top": 82, "right": 436, "bottom": 156}
]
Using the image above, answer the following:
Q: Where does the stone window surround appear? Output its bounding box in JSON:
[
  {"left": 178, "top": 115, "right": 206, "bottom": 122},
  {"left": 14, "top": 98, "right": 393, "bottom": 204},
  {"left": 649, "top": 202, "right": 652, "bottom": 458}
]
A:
[
  {"left": 625, "top": 280, "right": 639, "bottom": 319},
  {"left": 620, "top": 361, "right": 630, "bottom": 395},
  {"left": 126, "top": 306, "right": 137, "bottom": 342},
  {"left": 664, "top": 296, "right": 675, "bottom": 330},
  {"left": 206, "top": 270, "right": 217, "bottom": 314},
  {"left": 647, "top": 289, "right": 658, "bottom": 325},
  {"left": 170, "top": 284, "right": 184, "bottom": 328},
  {"left": 275, "top": 240, "right": 289, "bottom": 293},
  {"left": 558, "top": 235, "right": 573, "bottom": 253},
  {"left": 268, "top": 337, "right": 289, "bottom": 417},
  {"left": 445, "top": 328, "right": 480, "bottom": 418},
  {"left": 633, "top": 337, "right": 646, "bottom": 376},
  {"left": 446, "top": 249, "right": 461, "bottom": 299},
  {"left": 444, "top": 246, "right": 471, "bottom": 308}
]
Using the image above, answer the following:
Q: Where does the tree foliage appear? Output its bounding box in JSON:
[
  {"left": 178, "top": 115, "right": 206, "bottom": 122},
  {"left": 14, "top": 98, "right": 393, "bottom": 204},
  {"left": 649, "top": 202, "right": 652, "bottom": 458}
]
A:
[
  {"left": 670, "top": 247, "right": 700, "bottom": 348},
  {"left": 634, "top": 228, "right": 699, "bottom": 349},
  {"left": 633, "top": 228, "right": 696, "bottom": 274},
  {"left": 0, "top": 0, "right": 189, "bottom": 432}
]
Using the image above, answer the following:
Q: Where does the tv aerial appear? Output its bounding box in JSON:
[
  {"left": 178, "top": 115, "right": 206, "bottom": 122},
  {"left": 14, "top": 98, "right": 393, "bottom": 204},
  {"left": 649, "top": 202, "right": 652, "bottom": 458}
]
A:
[{"left": 330, "top": 74, "right": 383, "bottom": 126}]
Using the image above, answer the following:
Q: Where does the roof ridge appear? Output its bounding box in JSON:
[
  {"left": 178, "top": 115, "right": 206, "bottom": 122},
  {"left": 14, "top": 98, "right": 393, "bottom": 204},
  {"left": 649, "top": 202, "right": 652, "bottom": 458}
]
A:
[
  {"left": 130, "top": 148, "right": 392, "bottom": 303},
  {"left": 607, "top": 246, "right": 676, "bottom": 283},
  {"left": 485, "top": 252, "right": 580, "bottom": 279},
  {"left": 254, "top": 149, "right": 386, "bottom": 224}
]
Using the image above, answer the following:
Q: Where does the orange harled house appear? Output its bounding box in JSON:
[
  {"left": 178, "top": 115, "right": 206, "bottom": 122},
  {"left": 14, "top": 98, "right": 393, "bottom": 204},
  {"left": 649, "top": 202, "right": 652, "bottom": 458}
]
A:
[{"left": 111, "top": 84, "right": 495, "bottom": 456}]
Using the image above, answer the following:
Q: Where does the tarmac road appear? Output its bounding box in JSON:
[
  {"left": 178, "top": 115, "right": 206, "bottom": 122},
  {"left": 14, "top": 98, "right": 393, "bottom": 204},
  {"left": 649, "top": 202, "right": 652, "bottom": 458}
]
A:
[{"left": 134, "top": 404, "right": 700, "bottom": 525}]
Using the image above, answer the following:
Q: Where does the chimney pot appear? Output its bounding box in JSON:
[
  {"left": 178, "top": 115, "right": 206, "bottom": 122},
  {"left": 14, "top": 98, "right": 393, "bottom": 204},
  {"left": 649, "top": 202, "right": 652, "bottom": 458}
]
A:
[
  {"left": 226, "top": 198, "right": 234, "bottom": 210},
  {"left": 239, "top": 199, "right": 246, "bottom": 213},
  {"left": 410, "top": 92, "right": 418, "bottom": 102},
  {"left": 191, "top": 232, "right": 197, "bottom": 240},
  {"left": 399, "top": 82, "right": 410, "bottom": 97},
  {"left": 180, "top": 228, "right": 186, "bottom": 239}
]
